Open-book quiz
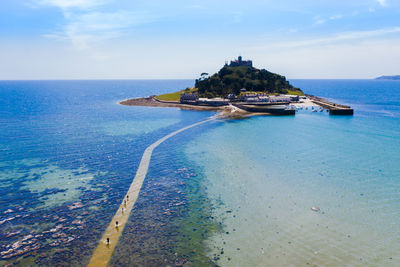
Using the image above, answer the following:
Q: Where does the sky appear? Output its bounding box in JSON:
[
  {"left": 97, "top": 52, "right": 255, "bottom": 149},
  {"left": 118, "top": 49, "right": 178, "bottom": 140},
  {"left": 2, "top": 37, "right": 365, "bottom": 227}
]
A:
[{"left": 0, "top": 0, "right": 399, "bottom": 79}]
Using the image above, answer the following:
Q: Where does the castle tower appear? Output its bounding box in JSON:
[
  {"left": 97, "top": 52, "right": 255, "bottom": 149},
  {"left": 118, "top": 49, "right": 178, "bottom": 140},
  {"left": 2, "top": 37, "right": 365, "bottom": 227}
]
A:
[{"left": 227, "top": 56, "right": 252, "bottom": 67}]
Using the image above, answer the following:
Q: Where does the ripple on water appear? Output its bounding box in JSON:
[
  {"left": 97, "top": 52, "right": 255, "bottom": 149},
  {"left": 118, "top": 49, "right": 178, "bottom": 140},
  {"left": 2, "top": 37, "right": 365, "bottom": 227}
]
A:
[{"left": 0, "top": 158, "right": 117, "bottom": 266}]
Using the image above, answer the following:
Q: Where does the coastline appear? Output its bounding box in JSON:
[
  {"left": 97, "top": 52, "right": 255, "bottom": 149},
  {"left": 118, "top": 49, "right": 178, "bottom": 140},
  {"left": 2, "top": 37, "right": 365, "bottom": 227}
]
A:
[
  {"left": 119, "top": 95, "right": 326, "bottom": 118},
  {"left": 120, "top": 96, "right": 224, "bottom": 111},
  {"left": 120, "top": 96, "right": 257, "bottom": 118}
]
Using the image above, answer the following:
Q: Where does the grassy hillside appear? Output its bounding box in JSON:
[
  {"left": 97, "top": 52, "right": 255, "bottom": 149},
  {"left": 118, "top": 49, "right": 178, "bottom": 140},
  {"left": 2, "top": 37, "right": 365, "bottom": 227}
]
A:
[{"left": 156, "top": 88, "right": 197, "bottom": 102}]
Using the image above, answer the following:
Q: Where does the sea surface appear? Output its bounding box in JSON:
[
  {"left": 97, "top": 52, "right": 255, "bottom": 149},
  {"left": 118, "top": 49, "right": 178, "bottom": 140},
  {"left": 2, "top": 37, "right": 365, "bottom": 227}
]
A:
[{"left": 0, "top": 79, "right": 399, "bottom": 266}]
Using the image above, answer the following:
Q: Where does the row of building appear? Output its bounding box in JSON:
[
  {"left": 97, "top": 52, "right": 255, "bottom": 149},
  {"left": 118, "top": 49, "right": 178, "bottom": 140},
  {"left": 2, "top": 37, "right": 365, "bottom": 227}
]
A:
[{"left": 180, "top": 92, "right": 300, "bottom": 105}]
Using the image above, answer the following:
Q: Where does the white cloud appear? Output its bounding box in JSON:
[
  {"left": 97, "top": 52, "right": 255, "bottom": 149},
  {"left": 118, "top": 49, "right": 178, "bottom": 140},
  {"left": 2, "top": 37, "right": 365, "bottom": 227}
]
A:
[
  {"left": 2, "top": 37, "right": 400, "bottom": 79},
  {"left": 252, "top": 38, "right": 400, "bottom": 79},
  {"left": 314, "top": 16, "right": 326, "bottom": 25},
  {"left": 251, "top": 27, "right": 400, "bottom": 50},
  {"left": 377, "top": 0, "right": 386, "bottom": 6},
  {"left": 37, "top": 0, "right": 107, "bottom": 9},
  {"left": 329, "top": 14, "right": 343, "bottom": 20},
  {"left": 35, "top": 0, "right": 157, "bottom": 50},
  {"left": 313, "top": 14, "right": 343, "bottom": 25},
  {"left": 46, "top": 11, "right": 155, "bottom": 50}
]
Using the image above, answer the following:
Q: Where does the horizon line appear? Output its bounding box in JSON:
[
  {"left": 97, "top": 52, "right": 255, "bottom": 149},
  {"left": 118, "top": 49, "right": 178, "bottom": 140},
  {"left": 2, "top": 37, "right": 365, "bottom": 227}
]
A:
[{"left": 0, "top": 77, "right": 389, "bottom": 81}]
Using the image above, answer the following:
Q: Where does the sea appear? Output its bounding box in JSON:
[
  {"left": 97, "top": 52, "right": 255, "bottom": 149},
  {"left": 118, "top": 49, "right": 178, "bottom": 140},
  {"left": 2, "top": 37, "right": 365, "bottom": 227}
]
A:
[{"left": 0, "top": 79, "right": 399, "bottom": 266}]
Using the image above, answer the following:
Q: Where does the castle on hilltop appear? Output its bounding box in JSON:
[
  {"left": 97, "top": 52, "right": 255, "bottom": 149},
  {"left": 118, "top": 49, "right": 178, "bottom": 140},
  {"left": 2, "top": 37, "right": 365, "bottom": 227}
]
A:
[{"left": 225, "top": 56, "right": 253, "bottom": 67}]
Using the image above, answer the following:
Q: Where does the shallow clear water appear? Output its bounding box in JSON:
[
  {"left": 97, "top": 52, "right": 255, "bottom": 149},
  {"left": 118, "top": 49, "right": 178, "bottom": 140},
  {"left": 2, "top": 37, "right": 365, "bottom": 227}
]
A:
[
  {"left": 1, "top": 79, "right": 400, "bottom": 266},
  {"left": 185, "top": 79, "right": 400, "bottom": 266},
  {"left": 0, "top": 80, "right": 214, "bottom": 265}
]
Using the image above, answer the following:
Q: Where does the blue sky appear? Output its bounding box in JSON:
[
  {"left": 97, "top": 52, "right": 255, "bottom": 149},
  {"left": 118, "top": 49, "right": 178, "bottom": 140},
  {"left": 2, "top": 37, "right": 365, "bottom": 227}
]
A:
[{"left": 0, "top": 0, "right": 400, "bottom": 79}]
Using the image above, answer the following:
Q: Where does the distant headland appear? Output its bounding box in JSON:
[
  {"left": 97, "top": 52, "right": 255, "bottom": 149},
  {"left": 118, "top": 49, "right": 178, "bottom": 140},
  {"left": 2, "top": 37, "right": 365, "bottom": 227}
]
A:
[
  {"left": 120, "top": 57, "right": 353, "bottom": 116},
  {"left": 375, "top": 75, "right": 400, "bottom": 80}
]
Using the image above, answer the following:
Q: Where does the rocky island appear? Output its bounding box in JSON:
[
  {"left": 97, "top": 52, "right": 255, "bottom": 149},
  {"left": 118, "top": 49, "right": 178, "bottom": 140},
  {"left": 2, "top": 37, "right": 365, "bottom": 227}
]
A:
[
  {"left": 121, "top": 57, "right": 353, "bottom": 116},
  {"left": 375, "top": 75, "right": 400, "bottom": 80}
]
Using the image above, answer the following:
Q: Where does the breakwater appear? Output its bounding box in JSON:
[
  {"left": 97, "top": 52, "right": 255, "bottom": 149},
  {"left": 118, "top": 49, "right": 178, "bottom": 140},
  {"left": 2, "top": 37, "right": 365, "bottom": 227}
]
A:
[{"left": 308, "top": 95, "right": 354, "bottom": 115}]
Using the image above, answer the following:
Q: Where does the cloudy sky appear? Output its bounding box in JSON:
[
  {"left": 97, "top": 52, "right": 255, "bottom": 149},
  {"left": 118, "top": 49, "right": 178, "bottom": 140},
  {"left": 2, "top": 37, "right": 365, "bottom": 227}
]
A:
[{"left": 0, "top": 0, "right": 399, "bottom": 79}]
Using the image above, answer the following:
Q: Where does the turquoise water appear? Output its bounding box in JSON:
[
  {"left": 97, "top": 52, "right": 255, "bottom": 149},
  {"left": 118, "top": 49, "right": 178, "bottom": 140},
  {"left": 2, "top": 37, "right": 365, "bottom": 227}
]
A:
[
  {"left": 186, "top": 79, "right": 400, "bottom": 266},
  {"left": 1, "top": 79, "right": 400, "bottom": 265}
]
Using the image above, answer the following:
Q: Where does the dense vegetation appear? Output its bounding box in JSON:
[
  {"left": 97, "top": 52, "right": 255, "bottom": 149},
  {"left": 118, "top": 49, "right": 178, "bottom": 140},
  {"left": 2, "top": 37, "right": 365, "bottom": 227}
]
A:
[{"left": 195, "top": 65, "right": 302, "bottom": 98}]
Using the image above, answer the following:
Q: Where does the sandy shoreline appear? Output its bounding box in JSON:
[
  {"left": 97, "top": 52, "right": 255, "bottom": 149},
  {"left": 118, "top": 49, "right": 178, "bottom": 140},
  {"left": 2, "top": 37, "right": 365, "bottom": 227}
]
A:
[
  {"left": 120, "top": 96, "right": 257, "bottom": 118},
  {"left": 120, "top": 96, "right": 322, "bottom": 118},
  {"left": 120, "top": 96, "right": 224, "bottom": 111}
]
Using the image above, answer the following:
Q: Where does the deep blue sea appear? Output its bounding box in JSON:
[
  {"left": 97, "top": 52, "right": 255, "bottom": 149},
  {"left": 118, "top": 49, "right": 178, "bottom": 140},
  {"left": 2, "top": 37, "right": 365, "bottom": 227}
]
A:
[{"left": 0, "top": 79, "right": 399, "bottom": 266}]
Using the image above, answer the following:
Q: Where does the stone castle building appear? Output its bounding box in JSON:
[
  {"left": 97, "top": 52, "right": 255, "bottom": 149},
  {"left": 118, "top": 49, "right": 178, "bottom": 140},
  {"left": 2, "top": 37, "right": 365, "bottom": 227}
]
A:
[{"left": 226, "top": 56, "right": 253, "bottom": 67}]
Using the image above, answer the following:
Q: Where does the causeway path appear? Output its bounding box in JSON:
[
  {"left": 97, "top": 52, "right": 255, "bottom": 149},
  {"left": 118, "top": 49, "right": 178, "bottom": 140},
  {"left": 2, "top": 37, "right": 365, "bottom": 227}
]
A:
[{"left": 88, "top": 118, "right": 215, "bottom": 267}]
